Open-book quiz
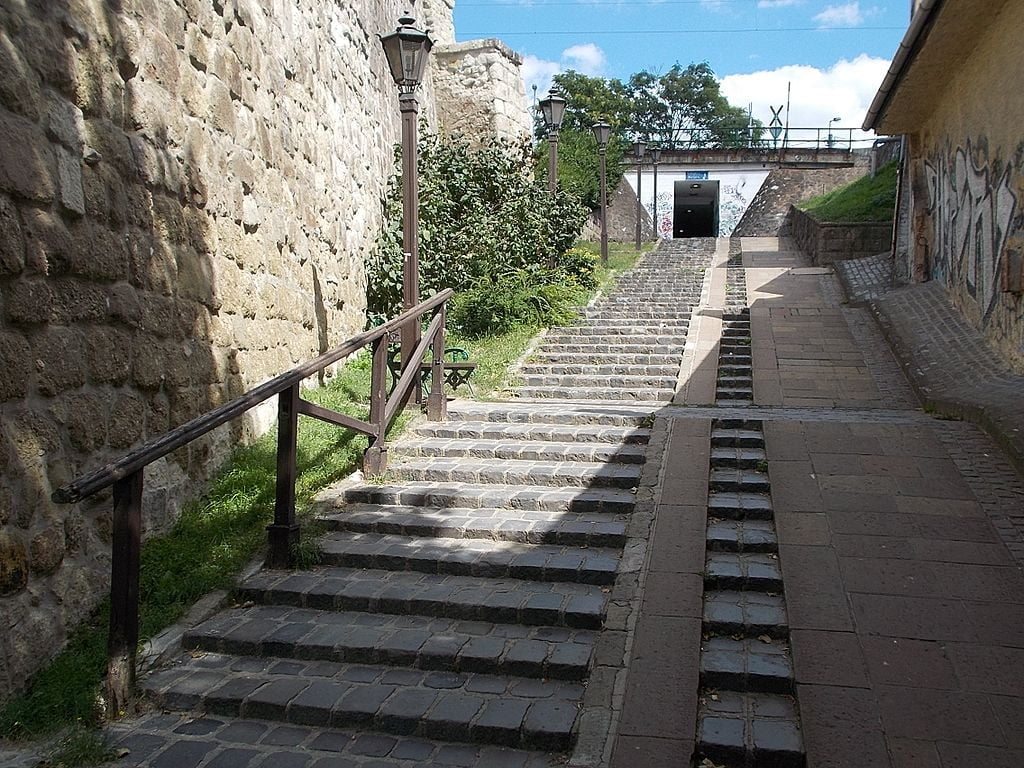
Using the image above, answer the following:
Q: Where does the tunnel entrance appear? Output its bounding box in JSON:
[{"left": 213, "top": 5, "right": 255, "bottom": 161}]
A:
[{"left": 673, "top": 179, "right": 720, "bottom": 238}]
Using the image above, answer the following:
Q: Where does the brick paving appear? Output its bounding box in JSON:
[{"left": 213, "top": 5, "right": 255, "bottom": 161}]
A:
[{"left": 834, "top": 253, "right": 894, "bottom": 304}]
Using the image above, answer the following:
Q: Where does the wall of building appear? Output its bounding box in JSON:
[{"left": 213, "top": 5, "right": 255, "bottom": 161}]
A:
[
  {"left": 432, "top": 39, "right": 532, "bottom": 147},
  {"left": 905, "top": 0, "right": 1024, "bottom": 369},
  {"left": 0, "top": 0, "right": 454, "bottom": 703}
]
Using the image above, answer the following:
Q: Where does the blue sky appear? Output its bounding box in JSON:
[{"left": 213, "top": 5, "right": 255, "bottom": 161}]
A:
[{"left": 452, "top": 0, "right": 911, "bottom": 134}]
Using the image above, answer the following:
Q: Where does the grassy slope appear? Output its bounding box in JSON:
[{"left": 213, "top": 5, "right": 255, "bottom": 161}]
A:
[
  {"left": 0, "top": 241, "right": 645, "bottom": 746},
  {"left": 798, "top": 161, "right": 898, "bottom": 223}
]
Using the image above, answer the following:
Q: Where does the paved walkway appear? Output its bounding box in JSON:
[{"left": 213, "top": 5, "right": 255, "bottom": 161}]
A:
[{"left": 611, "top": 237, "right": 1024, "bottom": 767}]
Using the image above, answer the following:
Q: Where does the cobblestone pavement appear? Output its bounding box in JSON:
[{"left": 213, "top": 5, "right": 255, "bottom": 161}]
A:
[
  {"left": 869, "top": 281, "right": 1024, "bottom": 471},
  {"left": 610, "top": 236, "right": 1024, "bottom": 768},
  {"left": 834, "top": 253, "right": 894, "bottom": 304}
]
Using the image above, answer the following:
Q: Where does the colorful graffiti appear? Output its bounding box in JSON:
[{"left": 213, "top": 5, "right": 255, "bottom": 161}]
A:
[
  {"left": 719, "top": 179, "right": 750, "bottom": 236},
  {"left": 924, "top": 139, "right": 1021, "bottom": 323}
]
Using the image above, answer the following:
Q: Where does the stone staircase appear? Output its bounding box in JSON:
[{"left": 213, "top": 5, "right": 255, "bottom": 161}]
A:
[{"left": 136, "top": 241, "right": 712, "bottom": 764}]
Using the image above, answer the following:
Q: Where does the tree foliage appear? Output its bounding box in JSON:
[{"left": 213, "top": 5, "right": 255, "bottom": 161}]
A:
[{"left": 367, "top": 134, "right": 589, "bottom": 329}]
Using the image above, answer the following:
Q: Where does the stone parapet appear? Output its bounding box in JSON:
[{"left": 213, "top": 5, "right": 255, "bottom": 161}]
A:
[{"left": 787, "top": 207, "right": 892, "bottom": 266}]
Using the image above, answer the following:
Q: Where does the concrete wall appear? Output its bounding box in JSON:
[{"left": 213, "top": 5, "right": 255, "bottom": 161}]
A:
[
  {"left": 0, "top": 0, "right": 457, "bottom": 703},
  {"left": 789, "top": 207, "right": 892, "bottom": 266},
  {"left": 902, "top": 0, "right": 1024, "bottom": 369},
  {"left": 432, "top": 39, "right": 531, "bottom": 147}
]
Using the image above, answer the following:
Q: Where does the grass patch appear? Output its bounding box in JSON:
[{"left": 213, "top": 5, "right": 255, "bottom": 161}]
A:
[
  {"left": 0, "top": 238, "right": 644, "bottom": 746},
  {"left": 576, "top": 240, "right": 650, "bottom": 290},
  {"left": 39, "top": 727, "right": 117, "bottom": 768},
  {"left": 799, "top": 161, "right": 898, "bottom": 223}
]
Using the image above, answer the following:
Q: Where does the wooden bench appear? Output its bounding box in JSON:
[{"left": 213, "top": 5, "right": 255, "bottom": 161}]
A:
[{"left": 387, "top": 345, "right": 478, "bottom": 398}]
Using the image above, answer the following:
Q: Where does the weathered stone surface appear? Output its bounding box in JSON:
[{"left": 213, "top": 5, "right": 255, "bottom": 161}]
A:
[
  {"left": 29, "top": 525, "right": 65, "bottom": 574},
  {"left": 0, "top": 109, "right": 55, "bottom": 202},
  {"left": 0, "top": 330, "right": 31, "bottom": 399},
  {"left": 34, "top": 327, "right": 86, "bottom": 396},
  {"left": 0, "top": 193, "right": 24, "bottom": 274},
  {"left": 0, "top": 531, "right": 29, "bottom": 596}
]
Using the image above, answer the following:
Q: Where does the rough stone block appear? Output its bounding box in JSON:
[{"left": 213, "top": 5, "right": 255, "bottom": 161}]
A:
[
  {"left": 109, "top": 394, "right": 146, "bottom": 449},
  {"left": 34, "top": 327, "right": 86, "bottom": 396},
  {"left": 0, "top": 531, "right": 28, "bottom": 596},
  {"left": 0, "top": 194, "right": 25, "bottom": 274},
  {"left": 85, "top": 327, "right": 133, "bottom": 385},
  {"left": 56, "top": 147, "right": 85, "bottom": 216},
  {"left": 46, "top": 97, "right": 86, "bottom": 151},
  {"left": 29, "top": 525, "right": 65, "bottom": 574},
  {"left": 0, "top": 331, "right": 32, "bottom": 399},
  {"left": 0, "top": 32, "right": 42, "bottom": 121},
  {"left": 0, "top": 109, "right": 55, "bottom": 202}
]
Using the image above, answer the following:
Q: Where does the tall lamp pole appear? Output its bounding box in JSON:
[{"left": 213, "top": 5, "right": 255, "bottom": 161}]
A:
[
  {"left": 380, "top": 14, "right": 433, "bottom": 373},
  {"left": 634, "top": 141, "right": 646, "bottom": 251},
  {"left": 592, "top": 121, "right": 611, "bottom": 266},
  {"left": 650, "top": 146, "right": 662, "bottom": 240},
  {"left": 539, "top": 88, "right": 567, "bottom": 193}
]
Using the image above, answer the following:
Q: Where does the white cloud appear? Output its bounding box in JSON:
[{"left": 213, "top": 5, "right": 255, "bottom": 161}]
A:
[
  {"left": 561, "top": 43, "right": 606, "bottom": 76},
  {"left": 520, "top": 43, "right": 608, "bottom": 98},
  {"left": 719, "top": 54, "right": 891, "bottom": 142},
  {"left": 758, "top": 0, "right": 803, "bottom": 7},
  {"left": 814, "top": 2, "right": 864, "bottom": 28}
]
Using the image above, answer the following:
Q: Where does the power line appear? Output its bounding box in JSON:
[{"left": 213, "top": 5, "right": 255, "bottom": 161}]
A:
[{"left": 459, "top": 26, "right": 905, "bottom": 35}]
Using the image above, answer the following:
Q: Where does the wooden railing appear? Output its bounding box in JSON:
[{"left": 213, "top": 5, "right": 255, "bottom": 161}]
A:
[{"left": 51, "top": 289, "right": 453, "bottom": 715}]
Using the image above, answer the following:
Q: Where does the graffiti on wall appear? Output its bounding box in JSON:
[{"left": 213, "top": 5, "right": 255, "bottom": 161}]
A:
[
  {"left": 719, "top": 180, "right": 749, "bottom": 236},
  {"left": 924, "top": 139, "right": 1021, "bottom": 323}
]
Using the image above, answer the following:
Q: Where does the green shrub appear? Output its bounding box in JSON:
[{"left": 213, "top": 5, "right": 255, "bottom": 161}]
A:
[
  {"left": 367, "top": 134, "right": 588, "bottom": 322},
  {"left": 558, "top": 247, "right": 599, "bottom": 290},
  {"left": 450, "top": 270, "right": 587, "bottom": 338}
]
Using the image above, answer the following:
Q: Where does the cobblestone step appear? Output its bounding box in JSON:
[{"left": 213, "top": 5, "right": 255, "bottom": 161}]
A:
[
  {"left": 716, "top": 363, "right": 753, "bottom": 375},
  {"left": 551, "top": 325, "right": 690, "bottom": 336},
  {"left": 713, "top": 418, "right": 765, "bottom": 431},
  {"left": 699, "top": 636, "right": 794, "bottom": 694},
  {"left": 183, "top": 606, "right": 596, "bottom": 681},
  {"left": 719, "top": 354, "right": 752, "bottom": 365},
  {"left": 107, "top": 712, "right": 557, "bottom": 768},
  {"left": 577, "top": 315, "right": 692, "bottom": 325},
  {"left": 710, "top": 446, "right": 767, "bottom": 468},
  {"left": 706, "top": 520, "right": 778, "bottom": 553},
  {"left": 707, "top": 492, "right": 773, "bottom": 520},
  {"left": 317, "top": 532, "right": 621, "bottom": 585},
  {"left": 710, "top": 428, "right": 765, "bottom": 448},
  {"left": 703, "top": 590, "right": 789, "bottom": 639},
  {"left": 583, "top": 312, "right": 694, "bottom": 321},
  {"left": 519, "top": 363, "right": 679, "bottom": 377},
  {"left": 716, "top": 387, "right": 755, "bottom": 401},
  {"left": 234, "top": 567, "right": 608, "bottom": 629},
  {"left": 527, "top": 352, "right": 681, "bottom": 366},
  {"left": 704, "top": 552, "right": 784, "bottom": 591},
  {"left": 318, "top": 505, "right": 628, "bottom": 548},
  {"left": 445, "top": 401, "right": 656, "bottom": 427},
  {"left": 413, "top": 421, "right": 652, "bottom": 445},
  {"left": 516, "top": 386, "right": 675, "bottom": 402},
  {"left": 341, "top": 481, "right": 637, "bottom": 514},
  {"left": 520, "top": 374, "right": 678, "bottom": 390},
  {"left": 542, "top": 334, "right": 686, "bottom": 347},
  {"left": 142, "top": 654, "right": 581, "bottom": 751},
  {"left": 394, "top": 438, "right": 647, "bottom": 464},
  {"left": 389, "top": 457, "right": 642, "bottom": 489},
  {"left": 534, "top": 343, "right": 685, "bottom": 355},
  {"left": 710, "top": 469, "right": 770, "bottom": 493},
  {"left": 696, "top": 691, "right": 805, "bottom": 768},
  {"left": 716, "top": 375, "right": 754, "bottom": 388}
]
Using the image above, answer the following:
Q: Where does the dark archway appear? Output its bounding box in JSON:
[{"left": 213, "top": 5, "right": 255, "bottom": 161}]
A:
[{"left": 673, "top": 179, "right": 720, "bottom": 237}]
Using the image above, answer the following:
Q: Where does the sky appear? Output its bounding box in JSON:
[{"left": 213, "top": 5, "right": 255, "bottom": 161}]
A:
[{"left": 452, "top": 0, "right": 912, "bottom": 138}]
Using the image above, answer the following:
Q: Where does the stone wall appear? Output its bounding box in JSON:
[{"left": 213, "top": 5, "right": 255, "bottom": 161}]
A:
[
  {"left": 432, "top": 39, "right": 531, "bottom": 147},
  {"left": 0, "top": 0, "right": 452, "bottom": 703},
  {"left": 788, "top": 207, "right": 893, "bottom": 266}
]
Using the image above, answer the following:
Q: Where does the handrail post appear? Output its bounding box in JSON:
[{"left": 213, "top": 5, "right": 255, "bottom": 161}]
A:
[
  {"left": 364, "top": 335, "right": 389, "bottom": 476},
  {"left": 427, "top": 304, "right": 447, "bottom": 421},
  {"left": 106, "top": 469, "right": 143, "bottom": 718},
  {"left": 267, "top": 383, "right": 300, "bottom": 568}
]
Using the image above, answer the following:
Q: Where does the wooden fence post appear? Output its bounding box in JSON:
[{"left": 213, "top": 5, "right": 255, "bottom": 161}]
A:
[
  {"left": 106, "top": 469, "right": 143, "bottom": 718},
  {"left": 267, "top": 383, "right": 300, "bottom": 568},
  {"left": 364, "top": 335, "right": 389, "bottom": 476},
  {"left": 427, "top": 304, "right": 447, "bottom": 421}
]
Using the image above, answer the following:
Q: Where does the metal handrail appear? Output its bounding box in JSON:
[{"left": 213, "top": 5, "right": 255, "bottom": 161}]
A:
[{"left": 52, "top": 288, "right": 453, "bottom": 717}]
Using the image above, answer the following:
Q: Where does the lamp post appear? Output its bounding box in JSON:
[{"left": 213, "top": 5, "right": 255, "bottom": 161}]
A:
[
  {"left": 380, "top": 14, "right": 433, "bottom": 373},
  {"left": 827, "top": 116, "right": 840, "bottom": 149},
  {"left": 634, "top": 141, "right": 646, "bottom": 251},
  {"left": 592, "top": 121, "right": 611, "bottom": 266},
  {"left": 539, "top": 88, "right": 567, "bottom": 193},
  {"left": 650, "top": 146, "right": 661, "bottom": 240}
]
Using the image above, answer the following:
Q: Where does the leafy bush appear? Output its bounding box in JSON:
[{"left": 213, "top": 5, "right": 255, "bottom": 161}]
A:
[
  {"left": 367, "top": 134, "right": 588, "bottom": 323},
  {"left": 558, "top": 246, "right": 599, "bottom": 290},
  {"left": 535, "top": 130, "right": 626, "bottom": 211},
  {"left": 450, "top": 271, "right": 588, "bottom": 338}
]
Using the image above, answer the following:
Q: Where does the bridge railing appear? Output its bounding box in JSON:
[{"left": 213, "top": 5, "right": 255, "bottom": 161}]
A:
[{"left": 641, "top": 127, "right": 869, "bottom": 153}]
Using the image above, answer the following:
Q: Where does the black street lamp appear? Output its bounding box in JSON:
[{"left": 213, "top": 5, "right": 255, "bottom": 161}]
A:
[
  {"left": 650, "top": 146, "right": 662, "bottom": 240},
  {"left": 539, "top": 88, "right": 567, "bottom": 193},
  {"left": 592, "top": 121, "right": 611, "bottom": 266},
  {"left": 380, "top": 14, "right": 433, "bottom": 373},
  {"left": 634, "top": 141, "right": 646, "bottom": 251}
]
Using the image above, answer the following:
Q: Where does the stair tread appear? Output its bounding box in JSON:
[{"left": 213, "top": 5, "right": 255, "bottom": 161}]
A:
[
  {"left": 700, "top": 635, "right": 795, "bottom": 693},
  {"left": 317, "top": 504, "right": 627, "bottom": 547},
  {"left": 414, "top": 421, "right": 652, "bottom": 444},
  {"left": 317, "top": 531, "right": 621, "bottom": 585},
  {"left": 184, "top": 605, "right": 596, "bottom": 680},
  {"left": 143, "top": 653, "right": 582, "bottom": 750},
  {"left": 697, "top": 691, "right": 805, "bottom": 767},
  {"left": 395, "top": 438, "right": 648, "bottom": 464},
  {"left": 235, "top": 566, "right": 609, "bottom": 629},
  {"left": 390, "top": 457, "right": 642, "bottom": 489}
]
